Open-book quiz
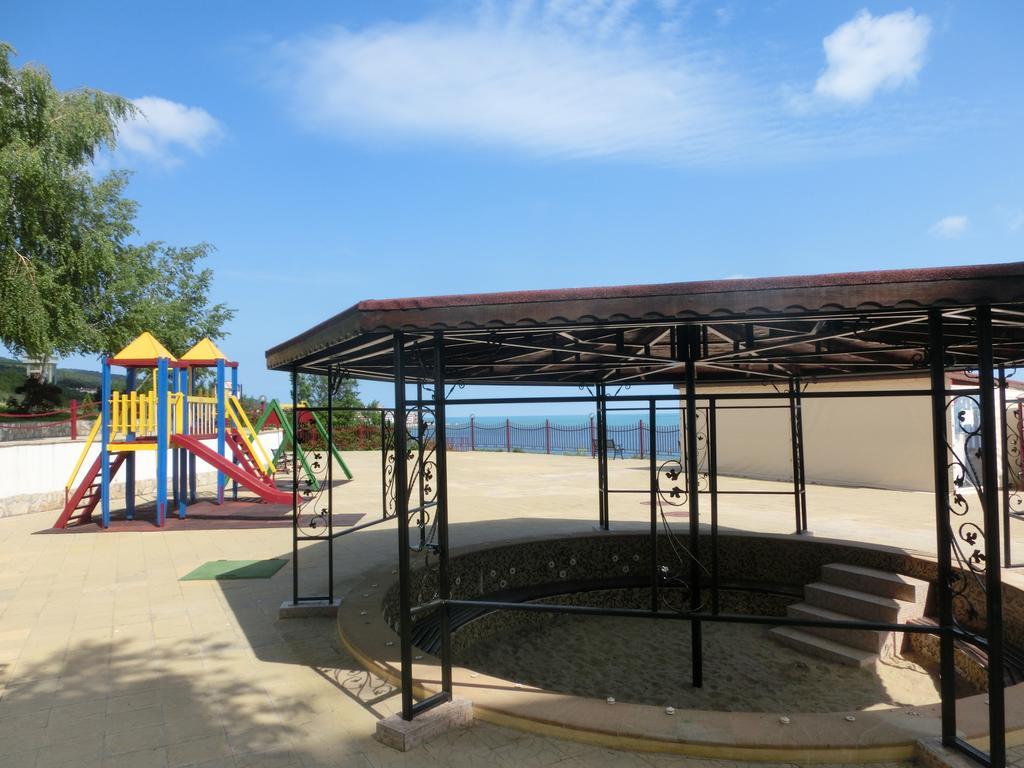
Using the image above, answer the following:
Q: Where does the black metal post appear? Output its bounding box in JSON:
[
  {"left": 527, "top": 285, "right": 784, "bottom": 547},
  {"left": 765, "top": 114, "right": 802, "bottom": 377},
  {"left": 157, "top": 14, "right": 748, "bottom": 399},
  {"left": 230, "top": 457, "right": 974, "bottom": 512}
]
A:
[
  {"left": 380, "top": 409, "right": 389, "bottom": 518},
  {"left": 976, "top": 305, "right": 1006, "bottom": 768},
  {"left": 796, "top": 380, "right": 808, "bottom": 531},
  {"left": 291, "top": 369, "right": 299, "bottom": 607},
  {"left": 709, "top": 397, "right": 720, "bottom": 616},
  {"left": 928, "top": 310, "right": 957, "bottom": 747},
  {"left": 326, "top": 366, "right": 334, "bottom": 605},
  {"left": 648, "top": 398, "right": 658, "bottom": 613},
  {"left": 393, "top": 333, "right": 414, "bottom": 720},
  {"left": 1000, "top": 365, "right": 1012, "bottom": 565},
  {"left": 597, "top": 382, "right": 610, "bottom": 530},
  {"left": 417, "top": 380, "right": 426, "bottom": 549},
  {"left": 684, "top": 326, "right": 703, "bottom": 688},
  {"left": 788, "top": 377, "right": 808, "bottom": 533},
  {"left": 433, "top": 332, "right": 453, "bottom": 698}
]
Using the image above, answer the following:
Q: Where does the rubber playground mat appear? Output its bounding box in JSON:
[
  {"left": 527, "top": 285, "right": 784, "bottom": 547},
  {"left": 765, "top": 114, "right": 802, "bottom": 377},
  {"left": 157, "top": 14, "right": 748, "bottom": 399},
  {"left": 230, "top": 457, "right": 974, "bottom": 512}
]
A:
[
  {"left": 181, "top": 559, "right": 288, "bottom": 580},
  {"left": 40, "top": 500, "right": 365, "bottom": 533}
]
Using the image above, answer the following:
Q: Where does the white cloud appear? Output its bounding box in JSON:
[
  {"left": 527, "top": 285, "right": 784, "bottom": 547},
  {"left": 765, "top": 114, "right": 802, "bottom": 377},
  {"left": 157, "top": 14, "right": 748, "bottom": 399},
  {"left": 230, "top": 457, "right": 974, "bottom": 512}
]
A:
[
  {"left": 268, "top": 2, "right": 945, "bottom": 165},
  {"left": 1011, "top": 211, "right": 1024, "bottom": 232},
  {"left": 117, "top": 97, "right": 223, "bottom": 167},
  {"left": 930, "top": 215, "right": 968, "bottom": 239},
  {"left": 272, "top": 8, "right": 765, "bottom": 164},
  {"left": 814, "top": 9, "right": 931, "bottom": 104}
]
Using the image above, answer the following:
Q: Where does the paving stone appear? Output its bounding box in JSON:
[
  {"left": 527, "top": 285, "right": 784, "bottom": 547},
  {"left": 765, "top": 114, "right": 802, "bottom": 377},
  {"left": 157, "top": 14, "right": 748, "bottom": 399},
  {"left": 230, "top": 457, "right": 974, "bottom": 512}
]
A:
[{"left": 0, "top": 452, "right": 1016, "bottom": 768}]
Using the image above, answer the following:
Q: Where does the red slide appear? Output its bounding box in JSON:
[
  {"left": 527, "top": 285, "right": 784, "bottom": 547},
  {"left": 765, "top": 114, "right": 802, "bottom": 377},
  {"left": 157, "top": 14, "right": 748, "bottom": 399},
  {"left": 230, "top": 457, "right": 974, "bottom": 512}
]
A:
[{"left": 171, "top": 434, "right": 292, "bottom": 505}]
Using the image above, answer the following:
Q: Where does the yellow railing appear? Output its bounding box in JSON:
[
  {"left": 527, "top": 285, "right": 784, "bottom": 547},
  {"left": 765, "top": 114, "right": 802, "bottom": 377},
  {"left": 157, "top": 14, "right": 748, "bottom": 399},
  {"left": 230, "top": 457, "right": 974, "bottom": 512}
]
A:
[
  {"left": 66, "top": 417, "right": 101, "bottom": 491},
  {"left": 227, "top": 395, "right": 275, "bottom": 474},
  {"left": 106, "top": 390, "right": 184, "bottom": 440},
  {"left": 187, "top": 396, "right": 217, "bottom": 436},
  {"left": 110, "top": 389, "right": 152, "bottom": 439}
]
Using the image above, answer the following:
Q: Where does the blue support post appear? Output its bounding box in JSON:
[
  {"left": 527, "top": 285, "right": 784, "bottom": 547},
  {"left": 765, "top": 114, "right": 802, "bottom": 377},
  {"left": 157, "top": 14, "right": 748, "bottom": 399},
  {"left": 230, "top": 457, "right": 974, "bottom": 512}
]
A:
[
  {"left": 100, "top": 361, "right": 112, "bottom": 528},
  {"left": 188, "top": 369, "right": 196, "bottom": 502},
  {"left": 125, "top": 368, "right": 136, "bottom": 520},
  {"left": 171, "top": 369, "right": 179, "bottom": 508},
  {"left": 230, "top": 364, "right": 238, "bottom": 501},
  {"left": 156, "top": 358, "right": 169, "bottom": 526},
  {"left": 216, "top": 359, "right": 226, "bottom": 504},
  {"left": 178, "top": 368, "right": 187, "bottom": 519}
]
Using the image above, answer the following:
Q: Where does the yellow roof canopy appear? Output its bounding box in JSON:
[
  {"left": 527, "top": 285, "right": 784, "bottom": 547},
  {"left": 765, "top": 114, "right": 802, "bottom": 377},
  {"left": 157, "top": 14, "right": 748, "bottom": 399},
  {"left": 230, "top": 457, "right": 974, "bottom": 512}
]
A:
[
  {"left": 111, "top": 332, "right": 176, "bottom": 362},
  {"left": 180, "top": 338, "right": 230, "bottom": 363}
]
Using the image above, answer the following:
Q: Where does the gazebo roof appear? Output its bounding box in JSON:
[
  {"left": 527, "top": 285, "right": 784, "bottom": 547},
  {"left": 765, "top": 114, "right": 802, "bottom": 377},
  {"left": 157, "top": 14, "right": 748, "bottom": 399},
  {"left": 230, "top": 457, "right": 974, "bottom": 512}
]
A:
[{"left": 265, "top": 261, "right": 1024, "bottom": 384}]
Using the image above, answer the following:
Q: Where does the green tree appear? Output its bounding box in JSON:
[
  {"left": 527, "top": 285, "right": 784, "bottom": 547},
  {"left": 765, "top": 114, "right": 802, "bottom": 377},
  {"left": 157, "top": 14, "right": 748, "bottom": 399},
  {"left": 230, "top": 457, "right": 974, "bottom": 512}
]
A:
[
  {"left": 9, "top": 375, "right": 63, "bottom": 412},
  {"left": 0, "top": 43, "right": 233, "bottom": 360},
  {"left": 296, "top": 374, "right": 376, "bottom": 426}
]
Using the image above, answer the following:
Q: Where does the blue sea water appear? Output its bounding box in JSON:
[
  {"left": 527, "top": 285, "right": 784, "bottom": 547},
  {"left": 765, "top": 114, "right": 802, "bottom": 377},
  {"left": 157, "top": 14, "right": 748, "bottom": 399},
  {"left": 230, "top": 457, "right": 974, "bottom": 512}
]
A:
[{"left": 442, "top": 413, "right": 680, "bottom": 457}]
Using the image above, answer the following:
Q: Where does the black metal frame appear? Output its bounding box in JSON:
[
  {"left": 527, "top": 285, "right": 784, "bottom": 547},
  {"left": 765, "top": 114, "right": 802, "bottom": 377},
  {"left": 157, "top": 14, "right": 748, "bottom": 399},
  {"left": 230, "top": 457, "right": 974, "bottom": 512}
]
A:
[
  {"left": 597, "top": 394, "right": 807, "bottom": 535},
  {"left": 288, "top": 306, "right": 1023, "bottom": 767},
  {"left": 288, "top": 372, "right": 395, "bottom": 607},
  {"left": 1001, "top": 365, "right": 1024, "bottom": 567}
]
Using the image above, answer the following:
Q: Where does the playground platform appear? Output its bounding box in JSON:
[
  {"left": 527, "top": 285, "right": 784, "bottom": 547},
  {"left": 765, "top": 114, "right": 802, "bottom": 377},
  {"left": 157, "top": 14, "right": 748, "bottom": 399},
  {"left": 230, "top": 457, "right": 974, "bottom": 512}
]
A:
[{"left": 1, "top": 451, "right": 1023, "bottom": 768}]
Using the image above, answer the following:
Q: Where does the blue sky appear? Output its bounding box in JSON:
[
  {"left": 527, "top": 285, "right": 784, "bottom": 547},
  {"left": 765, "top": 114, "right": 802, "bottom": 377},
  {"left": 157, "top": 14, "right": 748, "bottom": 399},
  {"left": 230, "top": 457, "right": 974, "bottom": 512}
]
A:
[{"left": 3, "top": 1, "right": 1022, "bottom": 413}]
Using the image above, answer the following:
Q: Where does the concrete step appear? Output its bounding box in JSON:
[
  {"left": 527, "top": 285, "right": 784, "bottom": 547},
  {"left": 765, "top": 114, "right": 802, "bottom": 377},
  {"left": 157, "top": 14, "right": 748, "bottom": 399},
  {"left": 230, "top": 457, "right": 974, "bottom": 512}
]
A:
[
  {"left": 786, "top": 603, "right": 899, "bottom": 654},
  {"left": 769, "top": 627, "right": 877, "bottom": 668},
  {"left": 804, "top": 582, "right": 909, "bottom": 623},
  {"left": 821, "top": 563, "right": 929, "bottom": 604}
]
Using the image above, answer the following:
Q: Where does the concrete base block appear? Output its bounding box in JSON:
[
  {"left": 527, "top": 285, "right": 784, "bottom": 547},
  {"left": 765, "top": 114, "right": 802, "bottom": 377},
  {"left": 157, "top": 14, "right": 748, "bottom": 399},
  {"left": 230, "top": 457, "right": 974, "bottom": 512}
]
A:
[
  {"left": 914, "top": 738, "right": 980, "bottom": 768},
  {"left": 278, "top": 598, "right": 342, "bottom": 619},
  {"left": 375, "top": 698, "right": 473, "bottom": 751}
]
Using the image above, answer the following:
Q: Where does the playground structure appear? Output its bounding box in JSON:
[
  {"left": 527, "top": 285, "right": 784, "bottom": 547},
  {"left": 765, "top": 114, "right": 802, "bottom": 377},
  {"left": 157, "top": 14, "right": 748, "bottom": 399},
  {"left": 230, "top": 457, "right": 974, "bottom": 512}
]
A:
[
  {"left": 56, "top": 333, "right": 290, "bottom": 529},
  {"left": 253, "top": 398, "right": 353, "bottom": 489}
]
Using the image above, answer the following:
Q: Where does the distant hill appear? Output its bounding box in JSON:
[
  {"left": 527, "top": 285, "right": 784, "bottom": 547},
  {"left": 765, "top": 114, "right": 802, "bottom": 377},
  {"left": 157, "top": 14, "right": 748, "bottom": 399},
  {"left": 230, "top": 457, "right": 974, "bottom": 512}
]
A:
[{"left": 0, "top": 359, "right": 126, "bottom": 403}]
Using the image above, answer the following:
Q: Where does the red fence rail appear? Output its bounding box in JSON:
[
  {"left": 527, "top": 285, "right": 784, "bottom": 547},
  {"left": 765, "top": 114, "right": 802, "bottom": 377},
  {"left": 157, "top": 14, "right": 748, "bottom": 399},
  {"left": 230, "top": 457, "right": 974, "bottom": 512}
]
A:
[
  {"left": 0, "top": 400, "right": 99, "bottom": 440},
  {"left": 445, "top": 418, "right": 680, "bottom": 458}
]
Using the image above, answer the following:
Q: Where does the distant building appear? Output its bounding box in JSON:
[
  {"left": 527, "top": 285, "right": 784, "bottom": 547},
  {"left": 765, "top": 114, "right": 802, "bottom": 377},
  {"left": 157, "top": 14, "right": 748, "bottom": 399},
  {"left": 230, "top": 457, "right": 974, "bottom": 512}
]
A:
[{"left": 22, "top": 357, "right": 56, "bottom": 383}]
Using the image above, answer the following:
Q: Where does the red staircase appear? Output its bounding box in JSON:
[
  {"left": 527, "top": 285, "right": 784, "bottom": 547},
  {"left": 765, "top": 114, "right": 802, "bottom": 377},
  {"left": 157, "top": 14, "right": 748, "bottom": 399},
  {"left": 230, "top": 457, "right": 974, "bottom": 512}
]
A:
[
  {"left": 55, "top": 453, "right": 126, "bottom": 529},
  {"left": 225, "top": 429, "right": 275, "bottom": 485}
]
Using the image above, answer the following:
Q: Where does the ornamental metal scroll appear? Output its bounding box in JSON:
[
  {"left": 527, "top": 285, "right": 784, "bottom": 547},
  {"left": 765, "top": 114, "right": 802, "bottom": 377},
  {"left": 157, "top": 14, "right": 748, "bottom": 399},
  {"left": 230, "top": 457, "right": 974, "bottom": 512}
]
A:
[
  {"left": 294, "top": 412, "right": 332, "bottom": 539},
  {"left": 406, "top": 402, "right": 440, "bottom": 553},
  {"left": 382, "top": 409, "right": 397, "bottom": 518},
  {"left": 657, "top": 406, "right": 710, "bottom": 509},
  {"left": 945, "top": 394, "right": 989, "bottom": 624},
  {"left": 654, "top": 405, "right": 711, "bottom": 613},
  {"left": 1007, "top": 398, "right": 1024, "bottom": 520}
]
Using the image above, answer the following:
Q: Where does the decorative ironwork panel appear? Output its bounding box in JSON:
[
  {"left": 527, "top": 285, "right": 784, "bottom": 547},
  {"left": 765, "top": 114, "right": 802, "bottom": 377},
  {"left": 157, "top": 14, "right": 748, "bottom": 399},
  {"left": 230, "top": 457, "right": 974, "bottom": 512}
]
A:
[
  {"left": 654, "top": 406, "right": 710, "bottom": 612},
  {"left": 294, "top": 410, "right": 332, "bottom": 539},
  {"left": 406, "top": 402, "right": 439, "bottom": 552},
  {"left": 657, "top": 406, "right": 709, "bottom": 508},
  {"left": 945, "top": 394, "right": 990, "bottom": 624},
  {"left": 382, "top": 409, "right": 397, "bottom": 518},
  {"left": 1007, "top": 399, "right": 1024, "bottom": 519}
]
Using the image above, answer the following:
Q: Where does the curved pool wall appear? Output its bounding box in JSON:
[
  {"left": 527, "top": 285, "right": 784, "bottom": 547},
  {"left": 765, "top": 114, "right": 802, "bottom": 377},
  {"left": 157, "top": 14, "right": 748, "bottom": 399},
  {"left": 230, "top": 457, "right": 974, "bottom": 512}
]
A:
[
  {"left": 338, "top": 530, "right": 1024, "bottom": 761},
  {"left": 383, "top": 531, "right": 1024, "bottom": 653}
]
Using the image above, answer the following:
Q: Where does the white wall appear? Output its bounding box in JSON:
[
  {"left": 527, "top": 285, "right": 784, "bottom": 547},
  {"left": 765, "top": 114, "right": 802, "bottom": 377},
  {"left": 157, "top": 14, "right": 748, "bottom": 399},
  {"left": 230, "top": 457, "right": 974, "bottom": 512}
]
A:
[
  {"left": 683, "top": 377, "right": 935, "bottom": 492},
  {"left": 0, "top": 431, "right": 282, "bottom": 516}
]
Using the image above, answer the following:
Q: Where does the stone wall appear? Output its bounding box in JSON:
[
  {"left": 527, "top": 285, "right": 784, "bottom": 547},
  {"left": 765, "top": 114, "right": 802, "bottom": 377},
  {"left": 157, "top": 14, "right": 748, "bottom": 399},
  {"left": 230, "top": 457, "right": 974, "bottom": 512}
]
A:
[
  {"left": 383, "top": 532, "right": 1024, "bottom": 666},
  {"left": 0, "top": 419, "right": 94, "bottom": 443},
  {"left": 0, "top": 430, "right": 283, "bottom": 518}
]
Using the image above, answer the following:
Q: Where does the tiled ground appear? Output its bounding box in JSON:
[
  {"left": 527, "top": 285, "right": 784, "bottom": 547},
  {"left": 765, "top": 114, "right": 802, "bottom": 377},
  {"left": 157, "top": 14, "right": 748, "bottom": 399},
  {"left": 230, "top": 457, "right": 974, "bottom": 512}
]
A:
[{"left": 1, "top": 451, "right": 1022, "bottom": 768}]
